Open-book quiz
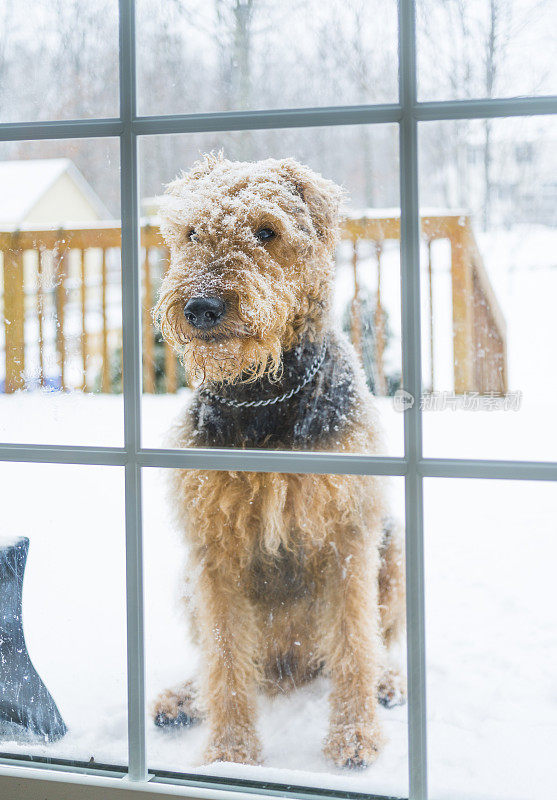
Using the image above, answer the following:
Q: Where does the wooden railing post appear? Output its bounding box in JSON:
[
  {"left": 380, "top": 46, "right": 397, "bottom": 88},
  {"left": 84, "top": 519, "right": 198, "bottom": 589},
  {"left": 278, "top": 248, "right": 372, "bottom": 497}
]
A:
[
  {"left": 374, "top": 241, "right": 387, "bottom": 397},
  {"left": 101, "top": 247, "right": 110, "bottom": 393},
  {"left": 54, "top": 241, "right": 68, "bottom": 391},
  {"left": 350, "top": 238, "right": 363, "bottom": 359},
  {"left": 142, "top": 246, "right": 155, "bottom": 393},
  {"left": 450, "top": 223, "right": 475, "bottom": 394},
  {"left": 3, "top": 234, "right": 26, "bottom": 393},
  {"left": 472, "top": 272, "right": 508, "bottom": 395},
  {"left": 426, "top": 238, "right": 435, "bottom": 393},
  {"left": 80, "top": 249, "right": 87, "bottom": 390},
  {"left": 499, "top": 336, "right": 508, "bottom": 394},
  {"left": 464, "top": 222, "right": 508, "bottom": 396},
  {"left": 164, "top": 339, "right": 177, "bottom": 393},
  {"left": 162, "top": 247, "right": 177, "bottom": 393},
  {"left": 37, "top": 248, "right": 45, "bottom": 388}
]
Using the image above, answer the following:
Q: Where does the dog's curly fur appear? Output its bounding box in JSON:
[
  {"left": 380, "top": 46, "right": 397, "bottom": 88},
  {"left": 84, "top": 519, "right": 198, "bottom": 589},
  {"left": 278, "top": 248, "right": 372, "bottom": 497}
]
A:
[{"left": 152, "top": 153, "right": 406, "bottom": 768}]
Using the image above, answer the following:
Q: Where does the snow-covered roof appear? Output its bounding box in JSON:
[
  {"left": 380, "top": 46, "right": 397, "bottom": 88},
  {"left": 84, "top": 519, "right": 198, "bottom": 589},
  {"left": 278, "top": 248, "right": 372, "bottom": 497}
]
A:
[{"left": 0, "top": 158, "right": 110, "bottom": 225}]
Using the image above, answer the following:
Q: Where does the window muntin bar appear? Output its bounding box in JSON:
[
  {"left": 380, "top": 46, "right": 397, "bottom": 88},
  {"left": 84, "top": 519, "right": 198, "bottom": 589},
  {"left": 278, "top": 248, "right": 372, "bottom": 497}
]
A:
[
  {"left": 414, "top": 96, "right": 557, "bottom": 121},
  {"left": 0, "top": 119, "right": 124, "bottom": 142},
  {"left": 1, "top": 443, "right": 556, "bottom": 482},
  {"left": 132, "top": 96, "right": 557, "bottom": 134},
  {"left": 1, "top": 95, "right": 557, "bottom": 145},
  {"left": 398, "top": 2, "right": 427, "bottom": 799},
  {"left": 119, "top": 0, "right": 147, "bottom": 783}
]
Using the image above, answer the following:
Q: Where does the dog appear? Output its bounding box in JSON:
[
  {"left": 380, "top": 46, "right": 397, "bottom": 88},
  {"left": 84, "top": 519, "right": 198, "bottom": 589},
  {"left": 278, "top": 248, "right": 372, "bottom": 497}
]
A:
[{"left": 152, "top": 153, "right": 405, "bottom": 768}]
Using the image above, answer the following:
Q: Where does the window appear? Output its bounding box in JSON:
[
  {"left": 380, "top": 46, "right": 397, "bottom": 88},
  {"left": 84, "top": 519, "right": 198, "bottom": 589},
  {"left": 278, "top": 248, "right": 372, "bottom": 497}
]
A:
[{"left": 0, "top": 2, "right": 556, "bottom": 799}]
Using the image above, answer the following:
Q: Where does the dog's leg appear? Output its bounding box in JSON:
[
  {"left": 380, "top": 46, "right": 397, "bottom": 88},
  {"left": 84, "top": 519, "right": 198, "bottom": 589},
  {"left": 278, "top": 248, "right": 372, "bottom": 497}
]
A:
[
  {"left": 198, "top": 565, "right": 262, "bottom": 765},
  {"left": 377, "top": 667, "right": 406, "bottom": 709},
  {"left": 378, "top": 518, "right": 406, "bottom": 649},
  {"left": 322, "top": 536, "right": 384, "bottom": 768},
  {"left": 378, "top": 519, "right": 407, "bottom": 708},
  {"left": 151, "top": 679, "right": 203, "bottom": 729}
]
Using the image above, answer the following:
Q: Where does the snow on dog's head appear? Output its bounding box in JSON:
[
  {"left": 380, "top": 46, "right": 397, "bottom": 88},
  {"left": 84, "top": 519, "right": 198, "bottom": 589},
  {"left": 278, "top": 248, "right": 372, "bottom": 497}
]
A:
[{"left": 154, "top": 152, "right": 345, "bottom": 384}]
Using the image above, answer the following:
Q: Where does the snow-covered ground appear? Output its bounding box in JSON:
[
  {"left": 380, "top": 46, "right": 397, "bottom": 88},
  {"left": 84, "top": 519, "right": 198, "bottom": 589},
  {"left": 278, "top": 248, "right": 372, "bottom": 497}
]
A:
[{"left": 0, "top": 226, "right": 556, "bottom": 798}]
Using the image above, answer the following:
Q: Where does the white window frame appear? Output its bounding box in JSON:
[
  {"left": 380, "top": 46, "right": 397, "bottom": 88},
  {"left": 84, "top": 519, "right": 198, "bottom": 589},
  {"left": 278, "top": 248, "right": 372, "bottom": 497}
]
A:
[{"left": 0, "top": 1, "right": 556, "bottom": 798}]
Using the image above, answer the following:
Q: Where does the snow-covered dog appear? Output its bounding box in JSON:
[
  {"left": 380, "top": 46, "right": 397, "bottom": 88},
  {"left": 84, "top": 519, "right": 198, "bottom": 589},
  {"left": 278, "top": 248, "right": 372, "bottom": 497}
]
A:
[{"left": 152, "top": 153, "right": 405, "bottom": 768}]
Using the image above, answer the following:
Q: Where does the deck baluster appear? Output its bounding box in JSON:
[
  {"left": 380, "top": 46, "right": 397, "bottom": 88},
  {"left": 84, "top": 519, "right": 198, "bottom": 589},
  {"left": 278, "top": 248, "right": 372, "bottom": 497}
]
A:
[
  {"left": 143, "top": 247, "right": 155, "bottom": 393},
  {"left": 54, "top": 239, "right": 67, "bottom": 392},
  {"left": 101, "top": 247, "right": 109, "bottom": 393},
  {"left": 374, "top": 241, "right": 387, "bottom": 397}
]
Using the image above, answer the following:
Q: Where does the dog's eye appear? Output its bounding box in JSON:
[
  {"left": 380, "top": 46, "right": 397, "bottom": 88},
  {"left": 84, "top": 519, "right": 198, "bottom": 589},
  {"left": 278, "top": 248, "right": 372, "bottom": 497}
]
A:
[
  {"left": 188, "top": 228, "right": 197, "bottom": 242},
  {"left": 255, "top": 227, "right": 276, "bottom": 243}
]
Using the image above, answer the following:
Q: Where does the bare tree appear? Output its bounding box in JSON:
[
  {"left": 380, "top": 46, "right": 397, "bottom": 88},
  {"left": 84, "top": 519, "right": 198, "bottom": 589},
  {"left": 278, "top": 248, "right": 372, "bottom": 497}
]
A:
[
  {"left": 0, "top": 0, "right": 14, "bottom": 117},
  {"left": 420, "top": 0, "right": 551, "bottom": 229}
]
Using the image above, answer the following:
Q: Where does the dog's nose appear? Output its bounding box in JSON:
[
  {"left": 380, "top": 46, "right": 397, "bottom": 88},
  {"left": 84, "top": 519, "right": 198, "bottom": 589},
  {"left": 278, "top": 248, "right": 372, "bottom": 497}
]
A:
[{"left": 184, "top": 296, "right": 226, "bottom": 329}]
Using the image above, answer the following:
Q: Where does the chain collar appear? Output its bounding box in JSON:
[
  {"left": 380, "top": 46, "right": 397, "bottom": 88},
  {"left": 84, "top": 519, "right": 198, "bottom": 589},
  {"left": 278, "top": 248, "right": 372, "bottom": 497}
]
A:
[{"left": 199, "top": 340, "right": 327, "bottom": 409}]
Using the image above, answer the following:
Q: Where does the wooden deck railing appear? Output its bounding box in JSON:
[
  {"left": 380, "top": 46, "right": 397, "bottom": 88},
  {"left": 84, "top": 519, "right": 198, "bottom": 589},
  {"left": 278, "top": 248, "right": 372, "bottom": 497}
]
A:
[
  {"left": 0, "top": 213, "right": 507, "bottom": 396},
  {"left": 343, "top": 211, "right": 507, "bottom": 395}
]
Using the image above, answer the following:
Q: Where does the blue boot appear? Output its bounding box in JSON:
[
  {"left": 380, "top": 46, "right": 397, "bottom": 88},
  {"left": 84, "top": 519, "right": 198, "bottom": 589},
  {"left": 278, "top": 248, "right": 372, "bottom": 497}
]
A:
[{"left": 0, "top": 537, "right": 66, "bottom": 741}]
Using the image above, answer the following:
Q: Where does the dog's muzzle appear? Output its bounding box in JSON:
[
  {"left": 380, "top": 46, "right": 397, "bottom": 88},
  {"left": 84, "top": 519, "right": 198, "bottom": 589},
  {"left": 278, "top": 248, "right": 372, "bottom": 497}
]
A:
[{"left": 184, "top": 296, "right": 226, "bottom": 330}]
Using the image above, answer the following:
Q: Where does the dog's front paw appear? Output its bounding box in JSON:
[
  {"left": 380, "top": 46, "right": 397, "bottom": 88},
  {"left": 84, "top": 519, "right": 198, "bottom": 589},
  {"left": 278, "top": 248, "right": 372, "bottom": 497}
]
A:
[
  {"left": 378, "top": 668, "right": 407, "bottom": 708},
  {"left": 152, "top": 680, "right": 202, "bottom": 729},
  {"left": 324, "top": 721, "right": 384, "bottom": 768},
  {"left": 204, "top": 731, "right": 262, "bottom": 765}
]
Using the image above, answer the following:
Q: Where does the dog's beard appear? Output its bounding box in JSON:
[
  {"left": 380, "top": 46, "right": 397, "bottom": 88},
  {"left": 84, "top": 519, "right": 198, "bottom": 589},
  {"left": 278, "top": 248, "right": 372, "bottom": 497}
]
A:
[
  {"left": 183, "top": 335, "right": 284, "bottom": 385},
  {"left": 155, "top": 290, "right": 287, "bottom": 385}
]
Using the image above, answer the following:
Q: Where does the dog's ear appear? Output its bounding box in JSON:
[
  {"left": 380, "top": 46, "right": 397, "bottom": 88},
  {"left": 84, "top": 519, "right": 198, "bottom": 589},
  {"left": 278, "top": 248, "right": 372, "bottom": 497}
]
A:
[{"left": 279, "top": 158, "right": 347, "bottom": 250}]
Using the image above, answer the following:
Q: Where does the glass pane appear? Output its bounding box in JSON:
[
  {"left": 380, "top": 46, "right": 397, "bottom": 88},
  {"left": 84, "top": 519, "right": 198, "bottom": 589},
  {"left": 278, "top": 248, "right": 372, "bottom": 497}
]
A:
[
  {"left": 0, "top": 463, "right": 126, "bottom": 767},
  {"left": 0, "top": 0, "right": 119, "bottom": 122},
  {"left": 0, "top": 139, "right": 124, "bottom": 446},
  {"left": 419, "top": 116, "right": 556, "bottom": 460},
  {"left": 417, "top": 0, "right": 557, "bottom": 101},
  {"left": 136, "top": 0, "right": 398, "bottom": 116},
  {"left": 144, "top": 467, "right": 407, "bottom": 794},
  {"left": 140, "top": 126, "right": 403, "bottom": 456},
  {"left": 425, "top": 478, "right": 557, "bottom": 800}
]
